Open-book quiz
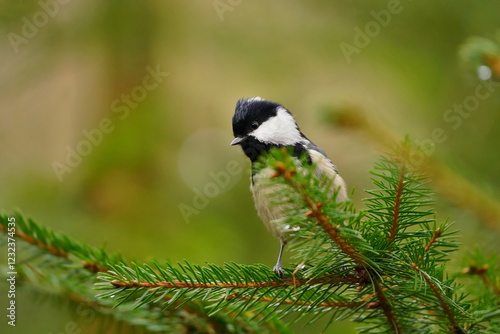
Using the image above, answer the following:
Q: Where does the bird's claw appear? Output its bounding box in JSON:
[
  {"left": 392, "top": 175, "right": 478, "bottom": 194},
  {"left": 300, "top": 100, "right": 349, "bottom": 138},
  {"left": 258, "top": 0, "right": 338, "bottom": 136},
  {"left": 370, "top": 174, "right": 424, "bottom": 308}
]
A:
[{"left": 273, "top": 265, "right": 285, "bottom": 278}]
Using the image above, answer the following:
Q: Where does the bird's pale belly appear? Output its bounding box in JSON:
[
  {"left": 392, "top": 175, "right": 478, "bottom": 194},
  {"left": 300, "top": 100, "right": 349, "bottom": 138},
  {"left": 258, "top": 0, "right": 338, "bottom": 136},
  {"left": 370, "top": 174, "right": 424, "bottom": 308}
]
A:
[
  {"left": 250, "top": 162, "right": 347, "bottom": 243},
  {"left": 251, "top": 170, "right": 296, "bottom": 241}
]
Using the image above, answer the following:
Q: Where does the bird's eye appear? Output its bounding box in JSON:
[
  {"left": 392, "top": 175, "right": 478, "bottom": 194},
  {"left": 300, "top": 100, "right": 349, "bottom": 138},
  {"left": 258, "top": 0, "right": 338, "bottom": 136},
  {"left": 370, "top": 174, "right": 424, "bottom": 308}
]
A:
[{"left": 250, "top": 121, "right": 259, "bottom": 130}]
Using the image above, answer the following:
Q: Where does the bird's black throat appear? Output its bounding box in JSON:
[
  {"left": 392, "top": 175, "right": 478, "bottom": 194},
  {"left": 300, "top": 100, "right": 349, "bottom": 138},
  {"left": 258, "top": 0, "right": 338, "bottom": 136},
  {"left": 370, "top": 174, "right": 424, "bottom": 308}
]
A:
[{"left": 239, "top": 137, "right": 311, "bottom": 179}]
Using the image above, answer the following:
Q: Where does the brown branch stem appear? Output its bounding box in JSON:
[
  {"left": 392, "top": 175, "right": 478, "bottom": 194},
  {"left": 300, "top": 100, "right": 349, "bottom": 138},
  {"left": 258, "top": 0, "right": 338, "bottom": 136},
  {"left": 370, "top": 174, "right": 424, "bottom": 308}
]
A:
[
  {"left": 463, "top": 264, "right": 500, "bottom": 298},
  {"left": 0, "top": 223, "right": 68, "bottom": 258},
  {"left": 373, "top": 281, "right": 401, "bottom": 334},
  {"left": 388, "top": 169, "right": 405, "bottom": 245},
  {"left": 0, "top": 222, "right": 109, "bottom": 273},
  {"left": 424, "top": 228, "right": 442, "bottom": 252},
  {"left": 110, "top": 274, "right": 364, "bottom": 290},
  {"left": 273, "top": 162, "right": 365, "bottom": 266},
  {"left": 412, "top": 263, "right": 464, "bottom": 333}
]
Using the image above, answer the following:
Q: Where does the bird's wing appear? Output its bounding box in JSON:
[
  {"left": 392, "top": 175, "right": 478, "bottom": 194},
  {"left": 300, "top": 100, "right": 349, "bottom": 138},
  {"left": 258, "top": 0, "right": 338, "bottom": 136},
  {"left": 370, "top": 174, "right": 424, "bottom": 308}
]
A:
[
  {"left": 303, "top": 140, "right": 328, "bottom": 158},
  {"left": 303, "top": 140, "right": 338, "bottom": 173},
  {"left": 305, "top": 145, "right": 347, "bottom": 201}
]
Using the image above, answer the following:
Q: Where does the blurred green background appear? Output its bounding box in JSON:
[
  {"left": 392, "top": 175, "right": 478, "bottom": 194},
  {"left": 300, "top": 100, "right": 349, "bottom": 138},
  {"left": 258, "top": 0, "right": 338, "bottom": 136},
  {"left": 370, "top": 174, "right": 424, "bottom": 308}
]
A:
[{"left": 1, "top": 1, "right": 499, "bottom": 333}]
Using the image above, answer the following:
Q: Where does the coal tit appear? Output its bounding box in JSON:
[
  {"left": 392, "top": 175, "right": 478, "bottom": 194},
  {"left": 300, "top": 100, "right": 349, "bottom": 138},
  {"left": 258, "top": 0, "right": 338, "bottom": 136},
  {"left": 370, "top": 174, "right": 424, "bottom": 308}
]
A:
[{"left": 231, "top": 97, "right": 347, "bottom": 277}]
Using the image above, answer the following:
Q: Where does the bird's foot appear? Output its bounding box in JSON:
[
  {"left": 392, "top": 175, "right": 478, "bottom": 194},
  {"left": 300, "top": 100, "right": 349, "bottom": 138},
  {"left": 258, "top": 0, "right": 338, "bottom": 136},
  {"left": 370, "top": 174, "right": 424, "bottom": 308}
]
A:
[{"left": 273, "top": 264, "right": 285, "bottom": 278}]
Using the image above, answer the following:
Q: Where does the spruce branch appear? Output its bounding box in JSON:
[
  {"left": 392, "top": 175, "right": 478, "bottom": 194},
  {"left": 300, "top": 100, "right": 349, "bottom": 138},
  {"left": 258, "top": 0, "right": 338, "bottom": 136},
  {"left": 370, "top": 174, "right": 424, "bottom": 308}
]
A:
[
  {"left": 462, "top": 252, "right": 500, "bottom": 299},
  {"left": 109, "top": 273, "right": 364, "bottom": 290},
  {"left": 411, "top": 263, "right": 464, "bottom": 333},
  {"left": 0, "top": 222, "right": 68, "bottom": 258},
  {"left": 0, "top": 212, "right": 122, "bottom": 273},
  {"left": 326, "top": 103, "right": 500, "bottom": 230},
  {"left": 387, "top": 166, "right": 406, "bottom": 246},
  {"left": 3, "top": 146, "right": 500, "bottom": 333},
  {"left": 424, "top": 228, "right": 442, "bottom": 253},
  {"left": 373, "top": 280, "right": 401, "bottom": 334},
  {"left": 1, "top": 214, "right": 285, "bottom": 333},
  {"left": 272, "top": 158, "right": 366, "bottom": 267},
  {"left": 226, "top": 294, "right": 376, "bottom": 309}
]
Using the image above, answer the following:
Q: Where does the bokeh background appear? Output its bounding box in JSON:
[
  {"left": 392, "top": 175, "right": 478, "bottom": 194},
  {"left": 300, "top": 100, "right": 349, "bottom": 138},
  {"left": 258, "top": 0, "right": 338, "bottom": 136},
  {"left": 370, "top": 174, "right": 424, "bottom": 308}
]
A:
[{"left": 1, "top": 1, "right": 499, "bottom": 333}]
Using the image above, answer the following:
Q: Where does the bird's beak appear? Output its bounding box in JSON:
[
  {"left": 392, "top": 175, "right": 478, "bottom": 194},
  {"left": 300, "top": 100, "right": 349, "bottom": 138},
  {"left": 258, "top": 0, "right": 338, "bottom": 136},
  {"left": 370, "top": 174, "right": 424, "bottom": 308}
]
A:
[{"left": 230, "top": 136, "right": 245, "bottom": 146}]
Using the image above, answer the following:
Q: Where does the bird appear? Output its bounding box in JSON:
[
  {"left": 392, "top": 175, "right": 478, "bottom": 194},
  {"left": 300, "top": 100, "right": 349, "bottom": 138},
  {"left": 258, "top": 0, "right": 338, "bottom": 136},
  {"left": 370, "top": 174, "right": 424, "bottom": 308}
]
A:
[{"left": 231, "top": 97, "right": 347, "bottom": 277}]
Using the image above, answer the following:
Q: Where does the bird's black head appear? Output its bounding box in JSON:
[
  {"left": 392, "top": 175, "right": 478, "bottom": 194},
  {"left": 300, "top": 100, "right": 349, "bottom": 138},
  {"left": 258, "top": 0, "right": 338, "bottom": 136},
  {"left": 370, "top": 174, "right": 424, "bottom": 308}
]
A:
[
  {"left": 231, "top": 97, "right": 305, "bottom": 162},
  {"left": 232, "top": 97, "right": 281, "bottom": 140}
]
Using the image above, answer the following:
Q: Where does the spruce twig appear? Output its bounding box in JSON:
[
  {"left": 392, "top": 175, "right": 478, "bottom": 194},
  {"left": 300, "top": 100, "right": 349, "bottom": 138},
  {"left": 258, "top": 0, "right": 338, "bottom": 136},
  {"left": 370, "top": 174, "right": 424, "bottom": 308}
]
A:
[
  {"left": 388, "top": 167, "right": 405, "bottom": 246},
  {"left": 273, "top": 160, "right": 366, "bottom": 267},
  {"left": 373, "top": 281, "right": 401, "bottom": 334},
  {"left": 328, "top": 105, "right": 500, "bottom": 230},
  {"left": 2, "top": 147, "right": 500, "bottom": 333},
  {"left": 412, "top": 263, "right": 465, "bottom": 333},
  {"left": 424, "top": 228, "right": 442, "bottom": 253},
  {"left": 0, "top": 223, "right": 68, "bottom": 258}
]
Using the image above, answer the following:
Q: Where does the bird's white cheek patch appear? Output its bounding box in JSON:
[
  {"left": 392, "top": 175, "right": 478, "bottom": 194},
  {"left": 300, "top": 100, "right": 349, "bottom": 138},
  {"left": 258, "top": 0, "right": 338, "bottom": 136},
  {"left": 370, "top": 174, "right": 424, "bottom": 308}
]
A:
[{"left": 250, "top": 107, "right": 303, "bottom": 145}]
